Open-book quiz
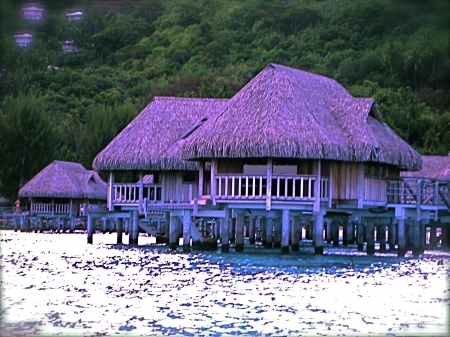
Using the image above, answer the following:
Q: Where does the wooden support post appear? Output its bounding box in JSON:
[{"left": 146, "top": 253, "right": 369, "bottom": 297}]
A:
[
  {"left": 124, "top": 217, "right": 129, "bottom": 235},
  {"left": 388, "top": 218, "right": 396, "bottom": 251},
  {"left": 164, "top": 211, "right": 170, "bottom": 244},
  {"left": 69, "top": 217, "right": 76, "bottom": 233},
  {"left": 416, "top": 179, "right": 422, "bottom": 221},
  {"left": 261, "top": 217, "right": 267, "bottom": 246},
  {"left": 397, "top": 219, "right": 406, "bottom": 257},
  {"left": 108, "top": 171, "right": 114, "bottom": 211},
  {"left": 306, "top": 220, "right": 313, "bottom": 240},
  {"left": 314, "top": 213, "right": 324, "bottom": 255},
  {"left": 101, "top": 218, "right": 107, "bottom": 234},
  {"left": 139, "top": 171, "right": 144, "bottom": 214},
  {"left": 273, "top": 217, "right": 281, "bottom": 248},
  {"left": 357, "top": 221, "right": 364, "bottom": 251},
  {"left": 87, "top": 215, "right": 94, "bottom": 244},
  {"left": 221, "top": 208, "right": 230, "bottom": 253},
  {"left": 169, "top": 213, "right": 178, "bottom": 250},
  {"left": 342, "top": 218, "right": 349, "bottom": 246},
  {"left": 211, "top": 159, "right": 217, "bottom": 206},
  {"left": 55, "top": 216, "right": 61, "bottom": 233},
  {"left": 412, "top": 220, "right": 421, "bottom": 256},
  {"left": 198, "top": 160, "right": 204, "bottom": 198},
  {"left": 356, "top": 163, "right": 365, "bottom": 209},
  {"left": 230, "top": 215, "right": 236, "bottom": 243},
  {"left": 19, "top": 216, "right": 25, "bottom": 232},
  {"left": 291, "top": 216, "right": 300, "bottom": 251},
  {"left": 255, "top": 216, "right": 262, "bottom": 241},
  {"left": 265, "top": 216, "right": 274, "bottom": 249},
  {"left": 332, "top": 219, "right": 339, "bottom": 247},
  {"left": 326, "top": 220, "right": 332, "bottom": 243},
  {"left": 281, "top": 209, "right": 290, "bottom": 254},
  {"left": 249, "top": 217, "right": 256, "bottom": 244},
  {"left": 378, "top": 223, "right": 387, "bottom": 252},
  {"left": 235, "top": 212, "right": 245, "bottom": 252},
  {"left": 366, "top": 219, "right": 375, "bottom": 255},
  {"left": 129, "top": 210, "right": 139, "bottom": 245},
  {"left": 266, "top": 158, "right": 273, "bottom": 211},
  {"left": 117, "top": 218, "right": 123, "bottom": 244},
  {"left": 314, "top": 160, "right": 321, "bottom": 213},
  {"left": 109, "top": 219, "right": 115, "bottom": 234},
  {"left": 349, "top": 221, "right": 356, "bottom": 244},
  {"left": 406, "top": 221, "right": 414, "bottom": 247},
  {"left": 34, "top": 218, "right": 39, "bottom": 233},
  {"left": 183, "top": 210, "right": 191, "bottom": 253}
]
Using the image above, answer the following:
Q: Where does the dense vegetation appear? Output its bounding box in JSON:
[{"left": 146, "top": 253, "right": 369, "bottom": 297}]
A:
[{"left": 0, "top": 0, "right": 449, "bottom": 199}]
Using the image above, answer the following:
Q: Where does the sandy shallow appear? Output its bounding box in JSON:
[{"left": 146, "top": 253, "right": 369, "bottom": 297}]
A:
[{"left": 0, "top": 230, "right": 449, "bottom": 336}]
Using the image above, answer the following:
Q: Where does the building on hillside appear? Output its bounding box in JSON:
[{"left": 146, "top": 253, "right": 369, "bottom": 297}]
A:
[
  {"left": 14, "top": 34, "right": 33, "bottom": 47},
  {"left": 22, "top": 6, "right": 43, "bottom": 20},
  {"left": 18, "top": 161, "right": 107, "bottom": 232},
  {"left": 61, "top": 40, "right": 78, "bottom": 53},
  {"left": 91, "top": 63, "right": 450, "bottom": 256},
  {"left": 66, "top": 11, "right": 83, "bottom": 21}
]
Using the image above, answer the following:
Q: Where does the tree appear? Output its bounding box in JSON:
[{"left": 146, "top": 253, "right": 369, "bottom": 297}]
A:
[{"left": 0, "top": 94, "right": 57, "bottom": 199}]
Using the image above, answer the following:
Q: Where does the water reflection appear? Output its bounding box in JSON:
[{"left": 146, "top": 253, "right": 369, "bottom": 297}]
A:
[{"left": 0, "top": 231, "right": 449, "bottom": 336}]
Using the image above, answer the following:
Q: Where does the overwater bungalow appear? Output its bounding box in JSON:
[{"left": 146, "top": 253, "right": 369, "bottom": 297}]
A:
[
  {"left": 18, "top": 160, "right": 107, "bottom": 232},
  {"left": 400, "top": 153, "right": 450, "bottom": 248},
  {"left": 91, "top": 63, "right": 450, "bottom": 256}
]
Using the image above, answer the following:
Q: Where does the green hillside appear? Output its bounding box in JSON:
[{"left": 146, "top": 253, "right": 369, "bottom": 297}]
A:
[{"left": 0, "top": 0, "right": 449, "bottom": 199}]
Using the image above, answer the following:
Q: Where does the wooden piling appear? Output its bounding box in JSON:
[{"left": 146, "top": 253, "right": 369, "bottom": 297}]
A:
[
  {"left": 230, "top": 216, "right": 236, "bottom": 243},
  {"left": 430, "top": 226, "right": 437, "bottom": 247},
  {"left": 261, "top": 216, "right": 267, "bottom": 246},
  {"left": 117, "top": 218, "right": 123, "bottom": 244},
  {"left": 221, "top": 209, "right": 230, "bottom": 253},
  {"left": 314, "top": 214, "right": 324, "bottom": 254},
  {"left": 388, "top": 218, "right": 396, "bottom": 251},
  {"left": 265, "top": 216, "right": 273, "bottom": 249},
  {"left": 182, "top": 210, "right": 191, "bottom": 253},
  {"left": 326, "top": 220, "right": 332, "bottom": 244},
  {"left": 169, "top": 213, "right": 179, "bottom": 250},
  {"left": 164, "top": 211, "right": 170, "bottom": 244},
  {"left": 397, "top": 219, "right": 406, "bottom": 256},
  {"left": 235, "top": 212, "right": 245, "bottom": 252},
  {"left": 291, "top": 216, "right": 300, "bottom": 252},
  {"left": 249, "top": 217, "right": 256, "bottom": 244},
  {"left": 342, "top": 218, "right": 349, "bottom": 246},
  {"left": 357, "top": 221, "right": 364, "bottom": 251},
  {"left": 412, "top": 220, "right": 421, "bottom": 256},
  {"left": 273, "top": 217, "right": 281, "bottom": 248},
  {"left": 87, "top": 215, "right": 94, "bottom": 244},
  {"left": 281, "top": 209, "right": 290, "bottom": 254},
  {"left": 365, "top": 219, "right": 375, "bottom": 255},
  {"left": 332, "top": 220, "right": 339, "bottom": 247},
  {"left": 129, "top": 210, "right": 139, "bottom": 245},
  {"left": 379, "top": 223, "right": 387, "bottom": 252}
]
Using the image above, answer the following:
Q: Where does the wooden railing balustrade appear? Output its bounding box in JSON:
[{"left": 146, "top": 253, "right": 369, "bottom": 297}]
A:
[
  {"left": 113, "top": 183, "right": 162, "bottom": 204},
  {"left": 388, "top": 178, "right": 450, "bottom": 208},
  {"left": 31, "top": 203, "right": 71, "bottom": 214},
  {"left": 214, "top": 174, "right": 329, "bottom": 201}
]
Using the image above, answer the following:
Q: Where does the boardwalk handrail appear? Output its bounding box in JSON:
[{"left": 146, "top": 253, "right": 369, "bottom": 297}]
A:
[
  {"left": 31, "top": 203, "right": 71, "bottom": 214},
  {"left": 214, "top": 174, "right": 329, "bottom": 201},
  {"left": 388, "top": 178, "right": 450, "bottom": 207}
]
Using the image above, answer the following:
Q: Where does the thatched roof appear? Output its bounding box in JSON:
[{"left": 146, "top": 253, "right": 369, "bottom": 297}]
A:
[
  {"left": 92, "top": 97, "right": 227, "bottom": 171},
  {"left": 401, "top": 153, "right": 450, "bottom": 180},
  {"left": 19, "top": 161, "right": 107, "bottom": 200},
  {"left": 181, "top": 63, "right": 422, "bottom": 171}
]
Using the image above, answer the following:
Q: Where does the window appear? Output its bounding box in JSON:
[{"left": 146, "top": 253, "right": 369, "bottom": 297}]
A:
[
  {"left": 183, "top": 171, "right": 197, "bottom": 183},
  {"left": 364, "top": 163, "right": 387, "bottom": 179}
]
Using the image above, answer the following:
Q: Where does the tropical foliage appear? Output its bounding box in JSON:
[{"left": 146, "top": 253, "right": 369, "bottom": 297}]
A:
[{"left": 0, "top": 0, "right": 449, "bottom": 199}]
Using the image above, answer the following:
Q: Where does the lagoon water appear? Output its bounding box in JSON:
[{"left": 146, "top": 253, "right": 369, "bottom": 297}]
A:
[{"left": 0, "top": 230, "right": 449, "bottom": 337}]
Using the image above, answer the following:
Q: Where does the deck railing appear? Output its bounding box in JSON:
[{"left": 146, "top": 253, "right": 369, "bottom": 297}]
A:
[
  {"left": 214, "top": 174, "right": 329, "bottom": 201},
  {"left": 31, "top": 203, "right": 71, "bottom": 214},
  {"left": 113, "top": 183, "right": 162, "bottom": 204},
  {"left": 388, "top": 178, "right": 450, "bottom": 207}
]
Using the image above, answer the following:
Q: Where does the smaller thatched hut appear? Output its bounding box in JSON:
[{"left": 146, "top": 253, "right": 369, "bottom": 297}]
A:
[
  {"left": 19, "top": 160, "right": 107, "bottom": 216},
  {"left": 401, "top": 153, "right": 450, "bottom": 181}
]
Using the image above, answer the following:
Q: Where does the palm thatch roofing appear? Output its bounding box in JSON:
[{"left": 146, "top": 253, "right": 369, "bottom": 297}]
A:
[
  {"left": 19, "top": 161, "right": 107, "bottom": 199},
  {"left": 92, "top": 97, "right": 228, "bottom": 171},
  {"left": 401, "top": 153, "right": 450, "bottom": 180},
  {"left": 181, "top": 63, "right": 421, "bottom": 171}
]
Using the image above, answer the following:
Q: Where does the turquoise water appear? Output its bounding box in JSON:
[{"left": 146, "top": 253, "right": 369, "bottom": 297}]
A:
[{"left": 0, "top": 231, "right": 449, "bottom": 336}]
